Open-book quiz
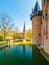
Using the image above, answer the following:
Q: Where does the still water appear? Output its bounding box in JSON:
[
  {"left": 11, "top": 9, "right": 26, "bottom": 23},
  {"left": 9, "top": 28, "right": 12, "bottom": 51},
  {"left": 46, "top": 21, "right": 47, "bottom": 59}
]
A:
[{"left": 0, "top": 44, "right": 49, "bottom": 65}]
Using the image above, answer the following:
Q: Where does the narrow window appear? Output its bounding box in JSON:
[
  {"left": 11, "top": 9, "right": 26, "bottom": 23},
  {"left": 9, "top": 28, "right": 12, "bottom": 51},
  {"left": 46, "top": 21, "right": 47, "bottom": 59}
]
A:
[
  {"left": 46, "top": 20, "right": 48, "bottom": 39},
  {"left": 44, "top": 24, "right": 46, "bottom": 35},
  {"left": 47, "top": 0, "right": 49, "bottom": 4},
  {"left": 44, "top": 0, "right": 47, "bottom": 4},
  {"left": 42, "top": 12, "right": 46, "bottom": 20},
  {"left": 39, "top": 33, "right": 41, "bottom": 36}
]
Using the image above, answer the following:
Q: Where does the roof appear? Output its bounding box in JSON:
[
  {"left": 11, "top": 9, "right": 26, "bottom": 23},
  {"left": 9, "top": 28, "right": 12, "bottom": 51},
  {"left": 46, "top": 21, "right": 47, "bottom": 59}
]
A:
[
  {"left": 34, "top": 1, "right": 40, "bottom": 13},
  {"left": 30, "top": 1, "right": 41, "bottom": 20}
]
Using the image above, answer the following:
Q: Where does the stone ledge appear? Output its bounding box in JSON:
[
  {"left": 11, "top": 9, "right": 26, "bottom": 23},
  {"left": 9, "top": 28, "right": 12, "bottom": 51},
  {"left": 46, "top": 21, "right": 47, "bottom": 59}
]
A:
[
  {"left": 0, "top": 44, "right": 8, "bottom": 48},
  {"left": 36, "top": 44, "right": 41, "bottom": 49},
  {"left": 40, "top": 49, "right": 49, "bottom": 62},
  {"left": 36, "top": 44, "right": 43, "bottom": 49}
]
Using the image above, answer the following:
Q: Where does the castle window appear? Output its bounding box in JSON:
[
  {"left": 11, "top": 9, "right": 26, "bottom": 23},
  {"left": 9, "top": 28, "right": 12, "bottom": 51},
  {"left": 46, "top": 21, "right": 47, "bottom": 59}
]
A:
[
  {"left": 46, "top": 20, "right": 48, "bottom": 39},
  {"left": 42, "top": 12, "right": 46, "bottom": 20},
  {"left": 41, "top": 21, "right": 42, "bottom": 24},
  {"left": 44, "top": 0, "right": 47, "bottom": 4},
  {"left": 39, "top": 33, "right": 41, "bottom": 36},
  {"left": 47, "top": 0, "right": 49, "bottom": 4},
  {"left": 44, "top": 24, "right": 46, "bottom": 35}
]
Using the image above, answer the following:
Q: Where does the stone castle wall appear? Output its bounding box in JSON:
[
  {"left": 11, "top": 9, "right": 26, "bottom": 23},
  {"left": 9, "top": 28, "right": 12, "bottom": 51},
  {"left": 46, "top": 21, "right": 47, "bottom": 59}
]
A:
[
  {"left": 32, "top": 16, "right": 41, "bottom": 44},
  {"left": 44, "top": 5, "right": 49, "bottom": 54}
]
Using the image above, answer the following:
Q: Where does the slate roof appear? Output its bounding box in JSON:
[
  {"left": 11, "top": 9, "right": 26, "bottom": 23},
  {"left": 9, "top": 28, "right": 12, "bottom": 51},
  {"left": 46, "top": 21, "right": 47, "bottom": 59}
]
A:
[
  {"left": 30, "top": 1, "right": 41, "bottom": 20},
  {"left": 34, "top": 1, "right": 40, "bottom": 13}
]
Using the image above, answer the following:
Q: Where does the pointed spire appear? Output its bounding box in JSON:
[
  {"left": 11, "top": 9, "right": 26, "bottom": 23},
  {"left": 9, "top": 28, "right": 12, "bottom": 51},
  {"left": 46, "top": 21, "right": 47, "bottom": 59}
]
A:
[
  {"left": 24, "top": 22, "right": 25, "bottom": 30},
  {"left": 34, "top": 1, "right": 40, "bottom": 13},
  {"left": 23, "top": 21, "right": 26, "bottom": 40}
]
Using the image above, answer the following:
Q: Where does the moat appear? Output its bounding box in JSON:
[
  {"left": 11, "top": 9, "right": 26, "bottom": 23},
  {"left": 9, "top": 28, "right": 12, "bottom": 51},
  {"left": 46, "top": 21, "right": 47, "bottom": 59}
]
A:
[{"left": 0, "top": 44, "right": 49, "bottom": 65}]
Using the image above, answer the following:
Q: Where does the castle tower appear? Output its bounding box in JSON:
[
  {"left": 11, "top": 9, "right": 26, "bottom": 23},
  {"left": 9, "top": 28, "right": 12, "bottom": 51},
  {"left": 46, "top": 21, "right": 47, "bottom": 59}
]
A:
[
  {"left": 30, "top": 0, "right": 49, "bottom": 54},
  {"left": 30, "top": 1, "right": 42, "bottom": 44},
  {"left": 23, "top": 22, "right": 26, "bottom": 42}
]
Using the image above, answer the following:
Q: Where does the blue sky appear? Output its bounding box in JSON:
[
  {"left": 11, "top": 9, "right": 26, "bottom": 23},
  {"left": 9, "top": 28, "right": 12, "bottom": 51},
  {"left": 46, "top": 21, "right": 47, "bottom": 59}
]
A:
[{"left": 0, "top": 0, "right": 42, "bottom": 32}]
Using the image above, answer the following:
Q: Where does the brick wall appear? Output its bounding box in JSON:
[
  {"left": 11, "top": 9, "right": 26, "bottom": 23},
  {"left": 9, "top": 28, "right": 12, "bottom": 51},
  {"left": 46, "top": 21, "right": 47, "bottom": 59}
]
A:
[
  {"left": 43, "top": 5, "right": 49, "bottom": 54},
  {"left": 32, "top": 16, "right": 41, "bottom": 44}
]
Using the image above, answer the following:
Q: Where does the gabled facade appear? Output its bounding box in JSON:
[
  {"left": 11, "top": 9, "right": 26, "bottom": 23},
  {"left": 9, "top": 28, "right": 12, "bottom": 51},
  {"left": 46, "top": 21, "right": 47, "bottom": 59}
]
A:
[{"left": 30, "top": 0, "right": 49, "bottom": 54}]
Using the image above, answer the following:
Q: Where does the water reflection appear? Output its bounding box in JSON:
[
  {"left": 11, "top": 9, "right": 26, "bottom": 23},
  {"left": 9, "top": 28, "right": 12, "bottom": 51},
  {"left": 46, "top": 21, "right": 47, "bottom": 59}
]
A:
[
  {"left": 0, "top": 48, "right": 4, "bottom": 59},
  {"left": 0, "top": 45, "right": 32, "bottom": 60},
  {"left": 23, "top": 45, "right": 32, "bottom": 60},
  {"left": 0, "top": 44, "right": 48, "bottom": 65}
]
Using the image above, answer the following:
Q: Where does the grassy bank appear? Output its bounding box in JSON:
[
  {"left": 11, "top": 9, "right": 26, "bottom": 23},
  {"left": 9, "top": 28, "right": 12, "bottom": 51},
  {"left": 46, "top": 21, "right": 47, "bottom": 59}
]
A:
[
  {"left": 14, "top": 40, "right": 32, "bottom": 45},
  {"left": 0, "top": 41, "right": 7, "bottom": 46}
]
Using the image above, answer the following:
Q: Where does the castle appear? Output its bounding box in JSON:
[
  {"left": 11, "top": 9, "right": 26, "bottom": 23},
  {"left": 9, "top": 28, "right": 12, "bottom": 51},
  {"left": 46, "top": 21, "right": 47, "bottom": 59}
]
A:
[{"left": 30, "top": 0, "right": 49, "bottom": 54}]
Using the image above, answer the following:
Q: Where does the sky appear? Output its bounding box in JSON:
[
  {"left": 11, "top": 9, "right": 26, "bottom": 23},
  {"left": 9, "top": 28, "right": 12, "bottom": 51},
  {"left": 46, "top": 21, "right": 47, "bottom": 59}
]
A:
[{"left": 0, "top": 0, "right": 42, "bottom": 32}]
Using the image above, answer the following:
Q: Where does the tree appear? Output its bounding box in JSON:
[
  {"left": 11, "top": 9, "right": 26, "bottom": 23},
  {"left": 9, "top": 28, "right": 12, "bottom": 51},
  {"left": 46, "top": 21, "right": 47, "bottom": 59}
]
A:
[
  {"left": 0, "top": 14, "right": 14, "bottom": 41},
  {"left": 26, "top": 29, "right": 32, "bottom": 39},
  {"left": 0, "top": 36, "right": 4, "bottom": 41},
  {"left": 13, "top": 26, "right": 19, "bottom": 39}
]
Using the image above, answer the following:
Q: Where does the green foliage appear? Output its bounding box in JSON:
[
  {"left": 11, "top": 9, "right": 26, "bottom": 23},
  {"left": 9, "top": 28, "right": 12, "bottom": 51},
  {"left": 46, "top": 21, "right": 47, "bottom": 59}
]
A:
[
  {"left": 13, "top": 32, "right": 23, "bottom": 39},
  {"left": 0, "top": 14, "right": 13, "bottom": 41},
  {"left": 16, "top": 32, "right": 23, "bottom": 39},
  {"left": 14, "top": 40, "right": 32, "bottom": 44},
  {"left": 26, "top": 29, "right": 32, "bottom": 39},
  {"left": 0, "top": 36, "right": 4, "bottom": 41}
]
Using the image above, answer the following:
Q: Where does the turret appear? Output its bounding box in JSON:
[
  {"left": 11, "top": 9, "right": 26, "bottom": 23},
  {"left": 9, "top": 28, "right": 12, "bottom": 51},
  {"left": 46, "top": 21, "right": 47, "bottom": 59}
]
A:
[
  {"left": 30, "top": 1, "right": 42, "bottom": 44},
  {"left": 30, "top": 1, "right": 42, "bottom": 20}
]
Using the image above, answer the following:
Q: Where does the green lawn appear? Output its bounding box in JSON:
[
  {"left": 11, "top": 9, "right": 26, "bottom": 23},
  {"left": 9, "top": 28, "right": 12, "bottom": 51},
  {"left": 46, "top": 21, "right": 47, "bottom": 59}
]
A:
[
  {"left": 14, "top": 41, "right": 32, "bottom": 45},
  {"left": 0, "top": 41, "right": 7, "bottom": 46}
]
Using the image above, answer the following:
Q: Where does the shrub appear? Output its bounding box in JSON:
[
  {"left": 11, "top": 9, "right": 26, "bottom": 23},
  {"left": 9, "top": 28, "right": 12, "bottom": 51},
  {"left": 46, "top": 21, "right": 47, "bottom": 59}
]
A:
[{"left": 0, "top": 36, "right": 4, "bottom": 41}]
